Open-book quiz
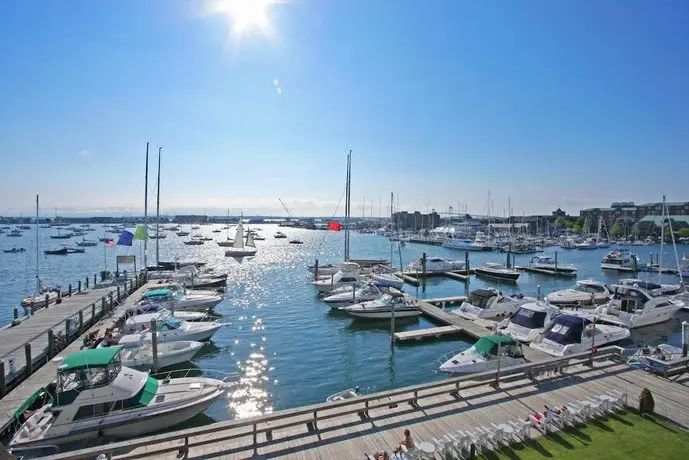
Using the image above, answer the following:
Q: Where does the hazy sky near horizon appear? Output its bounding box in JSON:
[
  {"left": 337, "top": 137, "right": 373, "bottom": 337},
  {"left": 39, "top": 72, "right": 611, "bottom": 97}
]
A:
[{"left": 1, "top": 0, "right": 688, "bottom": 217}]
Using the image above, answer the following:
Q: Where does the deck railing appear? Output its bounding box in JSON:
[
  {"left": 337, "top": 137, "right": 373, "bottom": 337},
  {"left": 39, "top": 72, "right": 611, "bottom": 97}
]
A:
[{"left": 45, "top": 346, "right": 621, "bottom": 460}]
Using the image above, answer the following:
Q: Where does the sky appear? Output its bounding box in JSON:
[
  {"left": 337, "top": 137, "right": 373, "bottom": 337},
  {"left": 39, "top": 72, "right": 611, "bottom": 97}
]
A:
[{"left": 0, "top": 0, "right": 688, "bottom": 218}]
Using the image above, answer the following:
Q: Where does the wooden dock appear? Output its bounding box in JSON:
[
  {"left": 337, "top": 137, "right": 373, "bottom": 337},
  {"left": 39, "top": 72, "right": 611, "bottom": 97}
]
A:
[
  {"left": 394, "top": 325, "right": 465, "bottom": 341},
  {"left": 423, "top": 295, "right": 467, "bottom": 308},
  {"left": 0, "top": 276, "right": 148, "bottom": 433},
  {"left": 49, "top": 348, "right": 689, "bottom": 460},
  {"left": 394, "top": 270, "right": 472, "bottom": 286},
  {"left": 515, "top": 266, "right": 577, "bottom": 277}
]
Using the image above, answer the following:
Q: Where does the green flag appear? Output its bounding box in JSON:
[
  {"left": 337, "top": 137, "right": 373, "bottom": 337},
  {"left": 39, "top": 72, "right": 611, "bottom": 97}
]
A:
[{"left": 133, "top": 224, "right": 148, "bottom": 241}]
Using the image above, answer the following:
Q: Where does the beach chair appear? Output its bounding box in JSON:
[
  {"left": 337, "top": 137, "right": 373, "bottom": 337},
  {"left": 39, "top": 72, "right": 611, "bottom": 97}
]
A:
[
  {"left": 603, "top": 390, "right": 628, "bottom": 408},
  {"left": 529, "top": 412, "right": 551, "bottom": 434},
  {"left": 586, "top": 396, "right": 612, "bottom": 415},
  {"left": 509, "top": 419, "right": 531, "bottom": 440},
  {"left": 568, "top": 401, "right": 593, "bottom": 420}
]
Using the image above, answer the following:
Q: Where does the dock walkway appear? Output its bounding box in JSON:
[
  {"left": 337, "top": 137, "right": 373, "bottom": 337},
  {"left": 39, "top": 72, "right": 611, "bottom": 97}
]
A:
[
  {"left": 52, "top": 350, "right": 689, "bottom": 459},
  {"left": 0, "top": 278, "right": 149, "bottom": 433}
]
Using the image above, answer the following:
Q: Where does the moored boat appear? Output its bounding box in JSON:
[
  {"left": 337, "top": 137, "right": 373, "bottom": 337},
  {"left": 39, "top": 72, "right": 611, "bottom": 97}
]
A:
[{"left": 438, "top": 335, "right": 526, "bottom": 374}]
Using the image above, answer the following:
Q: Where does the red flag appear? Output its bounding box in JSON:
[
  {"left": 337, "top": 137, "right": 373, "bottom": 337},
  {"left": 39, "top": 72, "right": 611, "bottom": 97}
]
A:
[
  {"left": 105, "top": 239, "right": 116, "bottom": 248},
  {"left": 328, "top": 221, "right": 342, "bottom": 231}
]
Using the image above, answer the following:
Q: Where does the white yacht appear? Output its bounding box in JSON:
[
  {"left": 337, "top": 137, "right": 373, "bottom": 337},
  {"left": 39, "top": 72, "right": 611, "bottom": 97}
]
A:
[
  {"left": 125, "top": 303, "right": 208, "bottom": 322},
  {"left": 117, "top": 315, "right": 222, "bottom": 346},
  {"left": 21, "top": 290, "right": 59, "bottom": 309},
  {"left": 438, "top": 335, "right": 526, "bottom": 374},
  {"left": 404, "top": 257, "right": 465, "bottom": 274},
  {"left": 441, "top": 238, "right": 488, "bottom": 251},
  {"left": 342, "top": 294, "right": 421, "bottom": 319},
  {"left": 451, "top": 288, "right": 531, "bottom": 320},
  {"left": 274, "top": 231, "right": 287, "bottom": 239},
  {"left": 307, "top": 263, "right": 340, "bottom": 276},
  {"left": 224, "top": 222, "right": 257, "bottom": 257},
  {"left": 474, "top": 262, "right": 520, "bottom": 282},
  {"left": 545, "top": 280, "right": 613, "bottom": 307},
  {"left": 140, "top": 288, "right": 222, "bottom": 312},
  {"left": 600, "top": 249, "right": 636, "bottom": 271},
  {"left": 312, "top": 262, "right": 361, "bottom": 293},
  {"left": 593, "top": 283, "right": 684, "bottom": 328},
  {"left": 528, "top": 255, "right": 578, "bottom": 275},
  {"left": 529, "top": 314, "right": 631, "bottom": 357},
  {"left": 500, "top": 302, "right": 562, "bottom": 343},
  {"left": 369, "top": 266, "right": 405, "bottom": 289},
  {"left": 9, "top": 347, "right": 228, "bottom": 451},
  {"left": 117, "top": 341, "right": 204, "bottom": 370},
  {"left": 321, "top": 283, "right": 385, "bottom": 308}
]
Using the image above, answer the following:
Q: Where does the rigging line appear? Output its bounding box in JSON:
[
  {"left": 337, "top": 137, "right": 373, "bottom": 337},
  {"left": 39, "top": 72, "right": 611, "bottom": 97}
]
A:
[{"left": 314, "top": 185, "right": 348, "bottom": 254}]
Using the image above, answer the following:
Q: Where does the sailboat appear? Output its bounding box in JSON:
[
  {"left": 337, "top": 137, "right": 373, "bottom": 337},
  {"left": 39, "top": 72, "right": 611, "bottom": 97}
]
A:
[
  {"left": 217, "top": 209, "right": 234, "bottom": 246},
  {"left": 224, "top": 220, "right": 257, "bottom": 257},
  {"left": 21, "top": 195, "right": 58, "bottom": 310}
]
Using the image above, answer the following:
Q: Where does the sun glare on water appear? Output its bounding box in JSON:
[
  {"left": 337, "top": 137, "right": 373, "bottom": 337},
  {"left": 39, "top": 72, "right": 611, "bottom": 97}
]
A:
[{"left": 204, "top": 0, "right": 278, "bottom": 38}]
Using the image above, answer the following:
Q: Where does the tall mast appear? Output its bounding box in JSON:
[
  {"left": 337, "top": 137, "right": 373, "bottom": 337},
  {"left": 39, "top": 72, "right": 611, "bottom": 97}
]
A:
[
  {"left": 344, "top": 150, "right": 351, "bottom": 261},
  {"left": 35, "top": 194, "right": 40, "bottom": 292},
  {"left": 155, "top": 147, "right": 161, "bottom": 266},
  {"left": 143, "top": 142, "right": 149, "bottom": 268}
]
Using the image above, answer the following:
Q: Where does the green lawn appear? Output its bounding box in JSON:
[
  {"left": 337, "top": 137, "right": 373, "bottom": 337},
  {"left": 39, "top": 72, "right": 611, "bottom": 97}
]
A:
[{"left": 480, "top": 410, "right": 689, "bottom": 460}]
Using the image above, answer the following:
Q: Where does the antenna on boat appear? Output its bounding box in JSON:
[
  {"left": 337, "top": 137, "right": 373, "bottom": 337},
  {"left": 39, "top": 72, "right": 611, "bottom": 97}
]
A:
[
  {"left": 155, "top": 147, "right": 162, "bottom": 267},
  {"left": 143, "top": 142, "right": 149, "bottom": 268}
]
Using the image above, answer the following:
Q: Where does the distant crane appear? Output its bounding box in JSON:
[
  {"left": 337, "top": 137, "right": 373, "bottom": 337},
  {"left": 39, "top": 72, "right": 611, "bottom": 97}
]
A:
[{"left": 278, "top": 198, "right": 294, "bottom": 222}]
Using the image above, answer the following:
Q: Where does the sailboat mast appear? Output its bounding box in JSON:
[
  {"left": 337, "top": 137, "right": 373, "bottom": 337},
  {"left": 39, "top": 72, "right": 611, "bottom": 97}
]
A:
[
  {"left": 344, "top": 150, "right": 351, "bottom": 261},
  {"left": 143, "top": 142, "right": 149, "bottom": 268},
  {"left": 35, "top": 194, "right": 40, "bottom": 292},
  {"left": 390, "top": 192, "right": 394, "bottom": 268},
  {"left": 155, "top": 147, "right": 161, "bottom": 266}
]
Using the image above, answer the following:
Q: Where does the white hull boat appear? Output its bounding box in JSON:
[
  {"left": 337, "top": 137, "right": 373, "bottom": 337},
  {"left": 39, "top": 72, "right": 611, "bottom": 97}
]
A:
[
  {"left": 593, "top": 283, "right": 684, "bottom": 329},
  {"left": 438, "top": 335, "right": 526, "bottom": 374},
  {"left": 322, "top": 284, "right": 384, "bottom": 307},
  {"left": 326, "top": 387, "right": 359, "bottom": 402},
  {"left": 529, "top": 256, "right": 577, "bottom": 274},
  {"left": 451, "top": 288, "right": 531, "bottom": 321},
  {"left": 225, "top": 221, "right": 257, "bottom": 257},
  {"left": 119, "top": 341, "right": 204, "bottom": 370},
  {"left": 125, "top": 304, "right": 208, "bottom": 322},
  {"left": 312, "top": 262, "right": 361, "bottom": 293},
  {"left": 141, "top": 288, "right": 222, "bottom": 312},
  {"left": 530, "top": 314, "right": 630, "bottom": 357},
  {"left": 500, "top": 302, "right": 562, "bottom": 343},
  {"left": 342, "top": 294, "right": 421, "bottom": 319},
  {"left": 117, "top": 317, "right": 222, "bottom": 346},
  {"left": 545, "top": 280, "right": 612, "bottom": 307},
  {"left": 405, "top": 257, "right": 465, "bottom": 274},
  {"left": 441, "top": 238, "right": 488, "bottom": 251},
  {"left": 21, "top": 291, "right": 59, "bottom": 309},
  {"left": 369, "top": 272, "right": 404, "bottom": 289}
]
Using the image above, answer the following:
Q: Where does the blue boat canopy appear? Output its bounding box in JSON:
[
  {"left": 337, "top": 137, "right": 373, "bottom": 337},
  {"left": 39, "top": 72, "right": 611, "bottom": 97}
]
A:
[{"left": 543, "top": 315, "right": 590, "bottom": 345}]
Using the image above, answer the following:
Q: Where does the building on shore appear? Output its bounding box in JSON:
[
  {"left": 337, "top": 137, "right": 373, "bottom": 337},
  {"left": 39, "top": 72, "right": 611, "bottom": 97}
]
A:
[
  {"left": 392, "top": 211, "right": 441, "bottom": 231},
  {"left": 580, "top": 201, "right": 689, "bottom": 229}
]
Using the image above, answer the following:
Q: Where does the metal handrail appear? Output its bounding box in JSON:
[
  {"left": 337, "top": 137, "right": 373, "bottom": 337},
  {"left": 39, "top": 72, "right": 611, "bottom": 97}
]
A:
[{"left": 45, "top": 347, "right": 619, "bottom": 460}]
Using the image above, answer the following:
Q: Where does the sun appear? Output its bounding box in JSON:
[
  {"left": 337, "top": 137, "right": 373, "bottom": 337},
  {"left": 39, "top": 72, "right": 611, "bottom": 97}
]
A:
[{"left": 204, "top": 0, "right": 275, "bottom": 36}]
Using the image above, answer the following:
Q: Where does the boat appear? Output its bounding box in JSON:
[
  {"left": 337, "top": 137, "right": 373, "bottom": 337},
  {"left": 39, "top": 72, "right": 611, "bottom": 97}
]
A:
[
  {"left": 147, "top": 281, "right": 221, "bottom": 298},
  {"left": 98, "top": 237, "right": 114, "bottom": 242},
  {"left": 117, "top": 315, "right": 223, "bottom": 346},
  {"left": 441, "top": 237, "right": 489, "bottom": 251},
  {"left": 183, "top": 239, "right": 204, "bottom": 245},
  {"left": 475, "top": 262, "right": 521, "bottom": 282},
  {"left": 75, "top": 238, "right": 98, "bottom": 247},
  {"left": 44, "top": 248, "right": 69, "bottom": 255},
  {"left": 3, "top": 247, "right": 26, "bottom": 253},
  {"left": 341, "top": 293, "right": 421, "bottom": 319},
  {"left": 545, "top": 279, "right": 613, "bottom": 307},
  {"left": 500, "top": 302, "right": 562, "bottom": 343},
  {"left": 7, "top": 229, "right": 23, "bottom": 237},
  {"left": 140, "top": 288, "right": 222, "bottom": 312},
  {"left": 321, "top": 283, "right": 385, "bottom": 307},
  {"left": 451, "top": 288, "right": 531, "bottom": 320},
  {"left": 18, "top": 225, "right": 32, "bottom": 230},
  {"left": 326, "top": 387, "right": 359, "bottom": 402},
  {"left": 307, "top": 264, "right": 339, "bottom": 276},
  {"left": 49, "top": 228, "right": 72, "bottom": 239},
  {"left": 8, "top": 347, "right": 228, "bottom": 451},
  {"left": 224, "top": 221, "right": 257, "bottom": 257},
  {"left": 149, "top": 234, "right": 167, "bottom": 239},
  {"left": 289, "top": 239, "right": 303, "bottom": 244},
  {"left": 438, "top": 335, "right": 526, "bottom": 374},
  {"left": 600, "top": 249, "right": 636, "bottom": 271},
  {"left": 593, "top": 283, "right": 684, "bottom": 328},
  {"left": 369, "top": 267, "right": 405, "bottom": 289},
  {"left": 125, "top": 304, "right": 208, "bottom": 322},
  {"left": 404, "top": 257, "right": 465, "bottom": 274},
  {"left": 528, "top": 255, "right": 577, "bottom": 275},
  {"left": 65, "top": 247, "right": 85, "bottom": 254},
  {"left": 529, "top": 314, "right": 631, "bottom": 357},
  {"left": 116, "top": 341, "right": 204, "bottom": 370},
  {"left": 311, "top": 262, "right": 361, "bottom": 293},
  {"left": 274, "top": 231, "right": 287, "bottom": 239}
]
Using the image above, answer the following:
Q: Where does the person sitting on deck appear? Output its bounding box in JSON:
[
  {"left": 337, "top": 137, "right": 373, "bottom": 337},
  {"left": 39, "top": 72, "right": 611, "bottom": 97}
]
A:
[
  {"left": 400, "top": 429, "right": 414, "bottom": 450},
  {"left": 365, "top": 452, "right": 389, "bottom": 460}
]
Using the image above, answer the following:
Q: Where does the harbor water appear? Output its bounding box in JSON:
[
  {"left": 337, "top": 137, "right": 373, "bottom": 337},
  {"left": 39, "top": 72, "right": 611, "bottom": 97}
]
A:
[{"left": 2, "top": 225, "right": 688, "bottom": 426}]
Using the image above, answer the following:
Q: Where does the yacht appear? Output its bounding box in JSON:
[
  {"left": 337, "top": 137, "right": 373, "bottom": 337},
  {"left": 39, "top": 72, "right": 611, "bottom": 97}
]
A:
[
  {"left": 274, "top": 231, "right": 287, "bottom": 239},
  {"left": 307, "top": 263, "right": 340, "bottom": 276},
  {"left": 593, "top": 283, "right": 684, "bottom": 328},
  {"left": 312, "top": 262, "right": 361, "bottom": 293},
  {"left": 545, "top": 280, "right": 613, "bottom": 307},
  {"left": 600, "top": 249, "right": 636, "bottom": 272},
  {"left": 321, "top": 283, "right": 385, "bottom": 308},
  {"left": 342, "top": 293, "right": 421, "bottom": 319},
  {"left": 327, "top": 387, "right": 360, "bottom": 402},
  {"left": 117, "top": 315, "right": 222, "bottom": 346},
  {"left": 147, "top": 281, "right": 221, "bottom": 298},
  {"left": 438, "top": 335, "right": 526, "bottom": 374},
  {"left": 9, "top": 347, "right": 228, "bottom": 450},
  {"left": 116, "top": 341, "right": 204, "bottom": 370},
  {"left": 369, "top": 266, "right": 405, "bottom": 289},
  {"left": 529, "top": 314, "right": 631, "bottom": 357},
  {"left": 575, "top": 239, "right": 597, "bottom": 250},
  {"left": 404, "top": 257, "right": 465, "bottom": 274},
  {"left": 21, "top": 290, "right": 59, "bottom": 309},
  {"left": 441, "top": 238, "right": 488, "bottom": 251},
  {"left": 451, "top": 288, "right": 531, "bottom": 320},
  {"left": 125, "top": 303, "right": 208, "bottom": 322},
  {"left": 474, "top": 262, "right": 520, "bottom": 282},
  {"left": 528, "top": 255, "right": 578, "bottom": 275},
  {"left": 140, "top": 288, "right": 222, "bottom": 312},
  {"left": 499, "top": 302, "right": 562, "bottom": 343}
]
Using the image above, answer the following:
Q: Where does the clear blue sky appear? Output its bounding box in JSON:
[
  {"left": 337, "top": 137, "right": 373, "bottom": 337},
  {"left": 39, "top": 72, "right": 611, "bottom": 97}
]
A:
[{"left": 1, "top": 0, "right": 688, "bottom": 217}]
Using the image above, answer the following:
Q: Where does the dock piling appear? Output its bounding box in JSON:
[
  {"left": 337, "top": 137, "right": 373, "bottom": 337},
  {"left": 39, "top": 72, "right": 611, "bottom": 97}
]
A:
[
  {"left": 68, "top": 284, "right": 72, "bottom": 296},
  {"left": 682, "top": 321, "right": 688, "bottom": 358},
  {"left": 24, "top": 343, "right": 31, "bottom": 378},
  {"left": 65, "top": 317, "right": 71, "bottom": 338},
  {"left": 0, "top": 361, "right": 5, "bottom": 397},
  {"left": 78, "top": 280, "right": 82, "bottom": 293},
  {"left": 45, "top": 293, "right": 50, "bottom": 309},
  {"left": 92, "top": 303, "right": 96, "bottom": 322},
  {"left": 48, "top": 329, "right": 54, "bottom": 359},
  {"left": 13, "top": 308, "right": 18, "bottom": 321},
  {"left": 78, "top": 311, "right": 84, "bottom": 335},
  {"left": 314, "top": 259, "right": 319, "bottom": 280},
  {"left": 151, "top": 319, "right": 159, "bottom": 373},
  {"left": 554, "top": 251, "right": 558, "bottom": 275},
  {"left": 465, "top": 251, "right": 470, "bottom": 273},
  {"left": 94, "top": 274, "right": 97, "bottom": 285},
  {"left": 537, "top": 285, "right": 541, "bottom": 301},
  {"left": 85, "top": 276, "right": 89, "bottom": 289}
]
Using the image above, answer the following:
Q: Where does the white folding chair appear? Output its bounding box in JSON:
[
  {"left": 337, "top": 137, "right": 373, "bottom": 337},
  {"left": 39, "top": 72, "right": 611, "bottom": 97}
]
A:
[{"left": 509, "top": 419, "right": 531, "bottom": 440}]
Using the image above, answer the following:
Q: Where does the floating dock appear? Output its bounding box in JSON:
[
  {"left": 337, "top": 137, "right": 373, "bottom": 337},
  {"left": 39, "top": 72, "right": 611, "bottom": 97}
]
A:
[
  {"left": 394, "top": 270, "right": 472, "bottom": 286},
  {"left": 515, "top": 266, "right": 578, "bottom": 277},
  {"left": 424, "top": 295, "right": 467, "bottom": 308}
]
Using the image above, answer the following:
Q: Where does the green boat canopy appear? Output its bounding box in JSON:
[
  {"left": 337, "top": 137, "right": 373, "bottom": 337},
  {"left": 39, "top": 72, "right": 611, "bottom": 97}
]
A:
[
  {"left": 144, "top": 289, "right": 171, "bottom": 298},
  {"left": 473, "top": 335, "right": 518, "bottom": 356},
  {"left": 60, "top": 346, "right": 122, "bottom": 371}
]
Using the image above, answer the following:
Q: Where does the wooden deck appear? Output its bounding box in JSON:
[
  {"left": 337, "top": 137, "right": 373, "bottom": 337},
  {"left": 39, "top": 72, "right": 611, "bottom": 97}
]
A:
[
  {"left": 0, "top": 279, "right": 149, "bottom": 433},
  {"left": 515, "top": 266, "right": 577, "bottom": 278},
  {"left": 49, "top": 350, "right": 689, "bottom": 460},
  {"left": 423, "top": 296, "right": 467, "bottom": 307},
  {"left": 394, "top": 325, "right": 464, "bottom": 342}
]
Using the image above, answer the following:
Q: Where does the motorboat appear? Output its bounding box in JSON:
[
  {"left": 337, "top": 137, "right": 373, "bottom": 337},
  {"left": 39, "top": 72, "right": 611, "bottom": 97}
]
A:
[
  {"left": 545, "top": 280, "right": 613, "bottom": 307},
  {"left": 307, "top": 264, "right": 339, "bottom": 276},
  {"left": 116, "top": 341, "right": 204, "bottom": 370},
  {"left": 125, "top": 304, "right": 209, "bottom": 323},
  {"left": 75, "top": 239, "right": 98, "bottom": 247},
  {"left": 289, "top": 239, "right": 303, "bottom": 244},
  {"left": 529, "top": 314, "right": 631, "bottom": 357},
  {"left": 4, "top": 247, "right": 26, "bottom": 253},
  {"left": 312, "top": 262, "right": 361, "bottom": 293},
  {"left": 326, "top": 387, "right": 360, "bottom": 402},
  {"left": 21, "top": 290, "right": 59, "bottom": 309},
  {"left": 7, "top": 229, "right": 23, "bottom": 237},
  {"left": 369, "top": 266, "right": 404, "bottom": 289},
  {"left": 442, "top": 237, "right": 489, "bottom": 251},
  {"left": 575, "top": 239, "right": 597, "bottom": 250},
  {"left": 44, "top": 248, "right": 68, "bottom": 255},
  {"left": 140, "top": 288, "right": 222, "bottom": 312},
  {"left": 600, "top": 249, "right": 636, "bottom": 271},
  {"left": 176, "top": 231, "right": 190, "bottom": 236},
  {"left": 147, "top": 282, "right": 221, "bottom": 298},
  {"left": 404, "top": 257, "right": 466, "bottom": 274},
  {"left": 117, "top": 315, "right": 222, "bottom": 346},
  {"left": 321, "top": 283, "right": 385, "bottom": 308},
  {"left": 474, "top": 262, "right": 520, "bottom": 282},
  {"left": 451, "top": 288, "right": 531, "bottom": 320},
  {"left": 499, "top": 302, "right": 562, "bottom": 343},
  {"left": 184, "top": 239, "right": 204, "bottom": 245},
  {"left": 342, "top": 293, "right": 421, "bottom": 319},
  {"left": 224, "top": 222, "right": 257, "bottom": 257},
  {"left": 528, "top": 255, "right": 577, "bottom": 275},
  {"left": 593, "top": 283, "right": 684, "bottom": 328},
  {"left": 438, "top": 335, "right": 526, "bottom": 374},
  {"left": 9, "top": 347, "right": 228, "bottom": 450},
  {"left": 618, "top": 279, "right": 682, "bottom": 296},
  {"left": 274, "top": 231, "right": 287, "bottom": 239}
]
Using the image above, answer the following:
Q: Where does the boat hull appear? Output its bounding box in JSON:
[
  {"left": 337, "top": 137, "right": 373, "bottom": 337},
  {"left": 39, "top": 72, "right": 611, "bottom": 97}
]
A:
[
  {"left": 345, "top": 308, "right": 421, "bottom": 319},
  {"left": 475, "top": 269, "right": 520, "bottom": 282}
]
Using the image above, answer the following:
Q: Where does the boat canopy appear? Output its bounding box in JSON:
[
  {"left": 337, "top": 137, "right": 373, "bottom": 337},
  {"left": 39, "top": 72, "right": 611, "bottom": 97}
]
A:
[
  {"left": 544, "top": 315, "right": 591, "bottom": 345},
  {"left": 60, "top": 347, "right": 122, "bottom": 371},
  {"left": 468, "top": 289, "right": 498, "bottom": 308},
  {"left": 144, "top": 289, "right": 171, "bottom": 298},
  {"left": 511, "top": 308, "right": 548, "bottom": 329},
  {"left": 473, "top": 335, "right": 517, "bottom": 356}
]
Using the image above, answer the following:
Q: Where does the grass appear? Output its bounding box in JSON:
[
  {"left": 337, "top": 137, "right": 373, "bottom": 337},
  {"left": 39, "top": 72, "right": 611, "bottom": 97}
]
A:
[{"left": 479, "top": 410, "right": 689, "bottom": 460}]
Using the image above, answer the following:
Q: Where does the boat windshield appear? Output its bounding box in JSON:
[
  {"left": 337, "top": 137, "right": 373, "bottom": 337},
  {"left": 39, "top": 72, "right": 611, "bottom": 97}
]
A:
[
  {"left": 574, "top": 284, "right": 606, "bottom": 294},
  {"left": 511, "top": 308, "right": 547, "bottom": 329},
  {"left": 468, "top": 290, "right": 497, "bottom": 309},
  {"left": 172, "top": 291, "right": 185, "bottom": 301},
  {"left": 162, "top": 317, "right": 181, "bottom": 330},
  {"left": 379, "top": 294, "right": 394, "bottom": 305}
]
